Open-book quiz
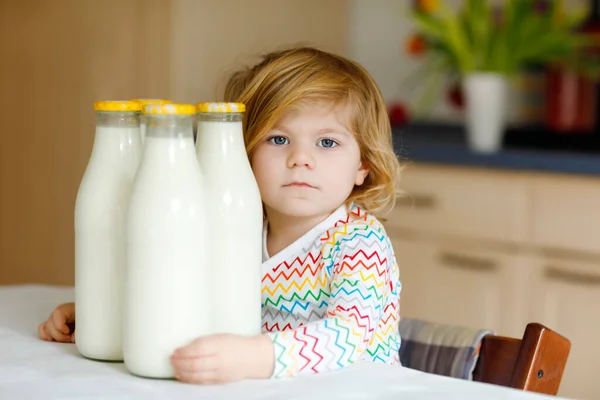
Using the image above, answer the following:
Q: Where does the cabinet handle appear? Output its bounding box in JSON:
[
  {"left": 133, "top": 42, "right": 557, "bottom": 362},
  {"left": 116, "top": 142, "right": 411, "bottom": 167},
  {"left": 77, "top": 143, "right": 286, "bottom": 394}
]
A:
[
  {"left": 396, "top": 194, "right": 437, "bottom": 209},
  {"left": 545, "top": 266, "right": 600, "bottom": 286},
  {"left": 438, "top": 252, "right": 498, "bottom": 273}
]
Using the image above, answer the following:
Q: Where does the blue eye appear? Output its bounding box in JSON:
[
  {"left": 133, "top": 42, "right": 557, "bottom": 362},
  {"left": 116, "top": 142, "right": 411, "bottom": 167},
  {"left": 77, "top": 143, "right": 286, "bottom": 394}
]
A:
[
  {"left": 317, "top": 138, "right": 338, "bottom": 148},
  {"left": 268, "top": 136, "right": 289, "bottom": 145}
]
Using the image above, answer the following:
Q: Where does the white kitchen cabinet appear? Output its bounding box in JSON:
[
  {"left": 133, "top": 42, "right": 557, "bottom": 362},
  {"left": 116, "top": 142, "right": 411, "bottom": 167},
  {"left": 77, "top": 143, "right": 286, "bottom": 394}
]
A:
[
  {"left": 529, "top": 253, "right": 600, "bottom": 400},
  {"left": 390, "top": 234, "right": 532, "bottom": 338},
  {"left": 531, "top": 174, "right": 600, "bottom": 255},
  {"left": 391, "top": 164, "right": 530, "bottom": 244},
  {"left": 386, "top": 162, "right": 600, "bottom": 399}
]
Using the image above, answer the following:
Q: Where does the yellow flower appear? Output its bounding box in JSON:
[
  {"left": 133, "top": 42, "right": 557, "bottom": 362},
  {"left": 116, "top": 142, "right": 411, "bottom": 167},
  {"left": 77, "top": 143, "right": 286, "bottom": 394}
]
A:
[{"left": 415, "top": 0, "right": 438, "bottom": 13}]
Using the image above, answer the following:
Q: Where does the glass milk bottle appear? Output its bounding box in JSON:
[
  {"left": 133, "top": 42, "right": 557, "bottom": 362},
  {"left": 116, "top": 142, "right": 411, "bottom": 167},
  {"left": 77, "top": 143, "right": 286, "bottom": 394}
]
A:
[
  {"left": 74, "top": 100, "right": 143, "bottom": 361},
  {"left": 195, "top": 102, "right": 262, "bottom": 336},
  {"left": 124, "top": 103, "right": 210, "bottom": 378},
  {"left": 130, "top": 99, "right": 172, "bottom": 145}
]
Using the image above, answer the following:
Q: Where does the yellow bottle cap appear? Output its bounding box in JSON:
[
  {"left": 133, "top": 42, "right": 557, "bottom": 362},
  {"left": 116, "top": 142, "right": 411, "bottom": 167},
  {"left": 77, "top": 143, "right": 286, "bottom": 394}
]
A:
[
  {"left": 131, "top": 99, "right": 172, "bottom": 106},
  {"left": 143, "top": 103, "right": 196, "bottom": 115},
  {"left": 196, "top": 102, "right": 246, "bottom": 113},
  {"left": 94, "top": 100, "right": 142, "bottom": 112}
]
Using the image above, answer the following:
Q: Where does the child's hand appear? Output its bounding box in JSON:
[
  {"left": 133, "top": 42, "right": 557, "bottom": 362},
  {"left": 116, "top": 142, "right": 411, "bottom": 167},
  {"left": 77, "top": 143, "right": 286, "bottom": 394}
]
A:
[
  {"left": 170, "top": 333, "right": 275, "bottom": 384},
  {"left": 38, "top": 302, "right": 76, "bottom": 343}
]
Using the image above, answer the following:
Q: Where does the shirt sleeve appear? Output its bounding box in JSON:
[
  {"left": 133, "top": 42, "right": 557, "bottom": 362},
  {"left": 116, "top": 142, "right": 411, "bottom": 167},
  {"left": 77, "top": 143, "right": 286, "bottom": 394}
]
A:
[{"left": 266, "top": 224, "right": 394, "bottom": 378}]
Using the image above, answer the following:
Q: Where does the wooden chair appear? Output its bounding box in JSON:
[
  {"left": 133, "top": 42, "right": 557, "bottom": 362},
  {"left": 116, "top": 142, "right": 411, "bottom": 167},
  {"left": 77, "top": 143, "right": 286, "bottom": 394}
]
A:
[
  {"left": 399, "top": 320, "right": 571, "bottom": 396},
  {"left": 473, "top": 322, "right": 571, "bottom": 396}
]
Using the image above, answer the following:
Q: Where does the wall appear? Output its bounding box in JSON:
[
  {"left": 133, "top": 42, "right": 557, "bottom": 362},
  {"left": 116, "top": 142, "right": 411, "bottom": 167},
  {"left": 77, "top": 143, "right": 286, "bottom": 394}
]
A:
[
  {"left": 0, "top": 0, "right": 172, "bottom": 286},
  {"left": 170, "top": 0, "right": 347, "bottom": 103}
]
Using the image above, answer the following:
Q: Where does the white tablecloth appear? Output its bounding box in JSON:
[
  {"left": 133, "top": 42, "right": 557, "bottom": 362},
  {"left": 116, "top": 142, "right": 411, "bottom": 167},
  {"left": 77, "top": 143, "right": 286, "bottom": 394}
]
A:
[{"left": 0, "top": 285, "right": 568, "bottom": 400}]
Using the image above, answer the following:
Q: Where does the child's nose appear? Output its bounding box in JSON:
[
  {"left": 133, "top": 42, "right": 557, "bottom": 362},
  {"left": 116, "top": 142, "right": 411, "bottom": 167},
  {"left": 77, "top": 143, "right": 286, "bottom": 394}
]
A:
[{"left": 286, "top": 146, "right": 315, "bottom": 169}]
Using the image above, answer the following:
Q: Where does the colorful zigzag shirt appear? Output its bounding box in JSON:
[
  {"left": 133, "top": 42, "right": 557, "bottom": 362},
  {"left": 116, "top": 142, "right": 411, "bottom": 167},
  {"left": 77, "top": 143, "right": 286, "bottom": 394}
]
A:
[{"left": 261, "top": 203, "right": 402, "bottom": 378}]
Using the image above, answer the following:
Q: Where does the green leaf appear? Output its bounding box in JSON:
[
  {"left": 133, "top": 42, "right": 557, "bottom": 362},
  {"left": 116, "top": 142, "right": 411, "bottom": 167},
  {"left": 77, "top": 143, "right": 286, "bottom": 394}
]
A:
[
  {"left": 436, "top": 2, "right": 473, "bottom": 73},
  {"left": 409, "top": 11, "right": 446, "bottom": 41},
  {"left": 464, "top": 0, "right": 492, "bottom": 69}
]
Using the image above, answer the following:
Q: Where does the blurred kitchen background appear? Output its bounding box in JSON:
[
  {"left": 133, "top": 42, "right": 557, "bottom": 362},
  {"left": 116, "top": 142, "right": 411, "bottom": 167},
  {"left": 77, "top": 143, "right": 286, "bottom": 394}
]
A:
[{"left": 2, "top": 0, "right": 600, "bottom": 398}]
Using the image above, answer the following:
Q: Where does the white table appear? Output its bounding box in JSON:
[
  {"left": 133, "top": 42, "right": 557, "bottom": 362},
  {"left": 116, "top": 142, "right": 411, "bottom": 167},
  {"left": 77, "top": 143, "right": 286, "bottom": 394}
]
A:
[{"left": 0, "top": 285, "right": 568, "bottom": 400}]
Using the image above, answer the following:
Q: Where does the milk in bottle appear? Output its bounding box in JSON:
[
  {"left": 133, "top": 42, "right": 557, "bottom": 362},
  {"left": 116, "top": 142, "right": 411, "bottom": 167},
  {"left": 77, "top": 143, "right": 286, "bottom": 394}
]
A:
[
  {"left": 130, "top": 99, "right": 172, "bottom": 145},
  {"left": 74, "top": 100, "right": 143, "bottom": 361},
  {"left": 124, "top": 103, "right": 210, "bottom": 378},
  {"left": 195, "top": 102, "right": 262, "bottom": 336}
]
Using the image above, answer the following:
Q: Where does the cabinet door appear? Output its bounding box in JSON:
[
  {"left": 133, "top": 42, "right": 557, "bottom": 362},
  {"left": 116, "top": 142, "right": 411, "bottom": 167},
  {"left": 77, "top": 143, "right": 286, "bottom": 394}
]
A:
[
  {"left": 391, "top": 235, "right": 531, "bottom": 338},
  {"left": 529, "top": 254, "right": 600, "bottom": 400},
  {"left": 531, "top": 175, "right": 600, "bottom": 254},
  {"left": 388, "top": 164, "right": 530, "bottom": 243},
  {"left": 390, "top": 237, "right": 434, "bottom": 323}
]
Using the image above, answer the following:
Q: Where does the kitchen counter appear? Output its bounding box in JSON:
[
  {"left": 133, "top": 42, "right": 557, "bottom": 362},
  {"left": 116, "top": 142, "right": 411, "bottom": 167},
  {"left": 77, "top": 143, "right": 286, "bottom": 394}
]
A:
[{"left": 393, "top": 124, "right": 600, "bottom": 176}]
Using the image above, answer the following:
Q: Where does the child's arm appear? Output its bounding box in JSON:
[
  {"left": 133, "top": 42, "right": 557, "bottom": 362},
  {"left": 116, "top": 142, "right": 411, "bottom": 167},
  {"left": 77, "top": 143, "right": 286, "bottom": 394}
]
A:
[
  {"left": 171, "top": 223, "right": 400, "bottom": 383},
  {"left": 267, "top": 223, "right": 399, "bottom": 378}
]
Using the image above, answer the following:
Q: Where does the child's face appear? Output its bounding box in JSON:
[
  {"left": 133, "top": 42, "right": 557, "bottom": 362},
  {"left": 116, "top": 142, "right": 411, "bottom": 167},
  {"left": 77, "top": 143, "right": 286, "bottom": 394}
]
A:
[{"left": 251, "top": 102, "right": 368, "bottom": 220}]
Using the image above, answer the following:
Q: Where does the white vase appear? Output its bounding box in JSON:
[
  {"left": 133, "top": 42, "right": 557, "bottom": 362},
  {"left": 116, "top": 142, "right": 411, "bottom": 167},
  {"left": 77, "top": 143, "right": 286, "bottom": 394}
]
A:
[{"left": 462, "top": 73, "right": 509, "bottom": 153}]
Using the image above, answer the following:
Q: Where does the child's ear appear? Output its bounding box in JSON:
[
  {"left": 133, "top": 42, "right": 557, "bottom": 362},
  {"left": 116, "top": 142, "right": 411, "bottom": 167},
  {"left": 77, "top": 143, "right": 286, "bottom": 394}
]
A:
[{"left": 355, "top": 162, "right": 369, "bottom": 186}]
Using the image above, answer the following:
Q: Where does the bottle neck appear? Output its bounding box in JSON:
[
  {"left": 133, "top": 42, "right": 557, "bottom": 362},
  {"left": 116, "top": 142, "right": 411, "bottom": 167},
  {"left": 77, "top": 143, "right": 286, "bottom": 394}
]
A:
[
  {"left": 196, "top": 112, "right": 245, "bottom": 148},
  {"left": 145, "top": 115, "right": 194, "bottom": 140},
  {"left": 197, "top": 112, "right": 243, "bottom": 123},
  {"left": 142, "top": 115, "right": 197, "bottom": 166},
  {"left": 96, "top": 111, "right": 140, "bottom": 128},
  {"left": 196, "top": 119, "right": 246, "bottom": 158},
  {"left": 91, "top": 112, "right": 141, "bottom": 163}
]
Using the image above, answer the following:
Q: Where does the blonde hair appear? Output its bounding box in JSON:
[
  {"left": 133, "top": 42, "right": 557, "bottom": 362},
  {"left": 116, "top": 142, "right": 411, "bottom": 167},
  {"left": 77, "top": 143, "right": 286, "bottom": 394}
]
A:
[{"left": 224, "top": 47, "right": 402, "bottom": 216}]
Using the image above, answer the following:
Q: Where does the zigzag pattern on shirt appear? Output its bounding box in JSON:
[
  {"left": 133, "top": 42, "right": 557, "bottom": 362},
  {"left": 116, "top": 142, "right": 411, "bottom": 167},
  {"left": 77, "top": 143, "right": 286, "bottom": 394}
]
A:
[
  {"left": 263, "top": 288, "right": 330, "bottom": 308},
  {"left": 270, "top": 252, "right": 321, "bottom": 274},
  {"left": 263, "top": 275, "right": 328, "bottom": 296},
  {"left": 263, "top": 264, "right": 320, "bottom": 284},
  {"left": 262, "top": 307, "right": 327, "bottom": 325},
  {"left": 262, "top": 204, "right": 402, "bottom": 378}
]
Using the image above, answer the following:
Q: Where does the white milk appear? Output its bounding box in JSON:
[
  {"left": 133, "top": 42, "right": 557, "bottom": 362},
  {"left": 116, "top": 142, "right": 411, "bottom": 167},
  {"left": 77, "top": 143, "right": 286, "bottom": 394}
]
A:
[
  {"left": 124, "top": 110, "right": 210, "bottom": 379},
  {"left": 75, "top": 113, "right": 142, "bottom": 361},
  {"left": 195, "top": 106, "right": 263, "bottom": 336}
]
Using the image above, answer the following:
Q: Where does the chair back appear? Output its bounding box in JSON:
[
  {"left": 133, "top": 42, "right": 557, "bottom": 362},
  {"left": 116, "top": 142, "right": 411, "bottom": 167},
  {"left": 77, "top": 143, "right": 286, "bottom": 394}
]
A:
[
  {"left": 473, "top": 323, "right": 571, "bottom": 395},
  {"left": 399, "top": 320, "right": 571, "bottom": 396}
]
